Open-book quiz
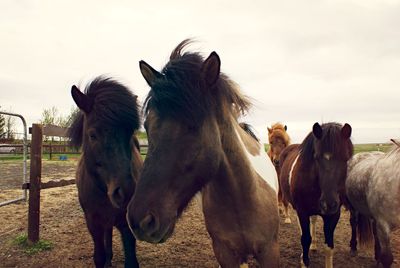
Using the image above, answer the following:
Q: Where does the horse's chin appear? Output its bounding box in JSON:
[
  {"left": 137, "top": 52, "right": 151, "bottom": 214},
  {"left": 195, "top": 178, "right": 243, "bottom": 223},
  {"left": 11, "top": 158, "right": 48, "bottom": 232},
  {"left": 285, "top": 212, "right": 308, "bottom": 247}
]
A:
[
  {"left": 320, "top": 207, "right": 340, "bottom": 216},
  {"left": 132, "top": 217, "right": 176, "bottom": 244}
]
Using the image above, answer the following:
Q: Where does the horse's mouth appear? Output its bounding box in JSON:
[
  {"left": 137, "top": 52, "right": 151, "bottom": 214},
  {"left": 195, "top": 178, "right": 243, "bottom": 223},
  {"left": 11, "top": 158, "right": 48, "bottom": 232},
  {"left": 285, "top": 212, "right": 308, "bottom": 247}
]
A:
[{"left": 129, "top": 217, "right": 176, "bottom": 244}]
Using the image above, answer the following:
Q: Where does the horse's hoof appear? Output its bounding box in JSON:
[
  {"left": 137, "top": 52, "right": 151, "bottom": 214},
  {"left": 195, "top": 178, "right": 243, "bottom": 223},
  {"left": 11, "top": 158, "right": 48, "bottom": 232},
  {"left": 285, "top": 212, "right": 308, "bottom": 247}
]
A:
[
  {"left": 310, "top": 243, "right": 317, "bottom": 251},
  {"left": 284, "top": 217, "right": 292, "bottom": 224},
  {"left": 300, "top": 260, "right": 308, "bottom": 268},
  {"left": 350, "top": 250, "right": 357, "bottom": 257}
]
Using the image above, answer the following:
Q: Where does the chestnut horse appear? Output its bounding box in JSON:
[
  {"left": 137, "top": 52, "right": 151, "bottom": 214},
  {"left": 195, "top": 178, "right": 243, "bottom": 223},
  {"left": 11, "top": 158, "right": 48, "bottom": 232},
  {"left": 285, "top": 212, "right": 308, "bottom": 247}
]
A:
[
  {"left": 69, "top": 77, "right": 142, "bottom": 268},
  {"left": 346, "top": 140, "right": 400, "bottom": 267},
  {"left": 127, "top": 40, "right": 280, "bottom": 267},
  {"left": 267, "top": 123, "right": 291, "bottom": 222},
  {"left": 279, "top": 122, "right": 353, "bottom": 268}
]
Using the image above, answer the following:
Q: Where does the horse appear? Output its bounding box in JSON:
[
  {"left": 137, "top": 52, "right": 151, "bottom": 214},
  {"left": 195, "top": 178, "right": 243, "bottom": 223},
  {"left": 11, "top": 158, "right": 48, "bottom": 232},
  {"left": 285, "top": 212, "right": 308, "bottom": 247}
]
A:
[
  {"left": 267, "top": 122, "right": 291, "bottom": 222},
  {"left": 345, "top": 140, "right": 400, "bottom": 267},
  {"left": 279, "top": 122, "right": 353, "bottom": 268},
  {"left": 68, "top": 77, "right": 142, "bottom": 268},
  {"left": 126, "top": 39, "right": 280, "bottom": 267}
]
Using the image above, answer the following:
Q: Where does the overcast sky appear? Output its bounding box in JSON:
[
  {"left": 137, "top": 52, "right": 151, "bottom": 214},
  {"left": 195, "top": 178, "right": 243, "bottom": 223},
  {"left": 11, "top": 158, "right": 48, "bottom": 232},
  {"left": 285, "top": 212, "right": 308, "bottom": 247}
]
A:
[{"left": 1, "top": 0, "right": 399, "bottom": 143}]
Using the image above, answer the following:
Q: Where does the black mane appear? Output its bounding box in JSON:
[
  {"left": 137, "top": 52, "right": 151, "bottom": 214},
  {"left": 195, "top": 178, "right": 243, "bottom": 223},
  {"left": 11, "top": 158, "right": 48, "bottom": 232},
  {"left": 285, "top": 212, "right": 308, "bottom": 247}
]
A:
[
  {"left": 68, "top": 77, "right": 140, "bottom": 147},
  {"left": 299, "top": 122, "right": 353, "bottom": 163},
  {"left": 144, "top": 39, "right": 251, "bottom": 126}
]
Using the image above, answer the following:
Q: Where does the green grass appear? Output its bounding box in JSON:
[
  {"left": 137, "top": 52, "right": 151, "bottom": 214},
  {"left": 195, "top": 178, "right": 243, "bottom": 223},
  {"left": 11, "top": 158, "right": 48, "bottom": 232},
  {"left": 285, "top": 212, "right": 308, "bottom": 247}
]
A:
[
  {"left": 0, "top": 153, "right": 80, "bottom": 162},
  {"left": 353, "top": 143, "right": 392, "bottom": 154},
  {"left": 263, "top": 143, "right": 392, "bottom": 154},
  {"left": 13, "top": 233, "right": 52, "bottom": 255}
]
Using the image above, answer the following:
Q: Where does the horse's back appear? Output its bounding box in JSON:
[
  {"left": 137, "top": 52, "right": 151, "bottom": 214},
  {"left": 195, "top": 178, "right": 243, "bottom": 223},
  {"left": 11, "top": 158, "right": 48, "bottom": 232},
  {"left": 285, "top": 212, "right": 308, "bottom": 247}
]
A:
[
  {"left": 278, "top": 144, "right": 300, "bottom": 204},
  {"left": 346, "top": 151, "right": 400, "bottom": 222},
  {"left": 346, "top": 152, "right": 380, "bottom": 215}
]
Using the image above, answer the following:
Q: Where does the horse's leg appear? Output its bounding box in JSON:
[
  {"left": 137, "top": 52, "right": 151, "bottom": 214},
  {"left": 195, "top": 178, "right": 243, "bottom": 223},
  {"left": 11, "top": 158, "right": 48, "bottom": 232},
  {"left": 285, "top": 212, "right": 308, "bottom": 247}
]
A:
[
  {"left": 211, "top": 238, "right": 241, "bottom": 268},
  {"left": 372, "top": 220, "right": 381, "bottom": 264},
  {"left": 86, "top": 215, "right": 106, "bottom": 268},
  {"left": 282, "top": 197, "right": 291, "bottom": 224},
  {"left": 322, "top": 211, "right": 340, "bottom": 268},
  {"left": 349, "top": 209, "right": 358, "bottom": 256},
  {"left": 104, "top": 227, "right": 113, "bottom": 267},
  {"left": 298, "top": 212, "right": 312, "bottom": 267},
  {"left": 116, "top": 223, "right": 139, "bottom": 268},
  {"left": 255, "top": 239, "right": 280, "bottom": 268},
  {"left": 375, "top": 220, "right": 393, "bottom": 268},
  {"left": 309, "top": 215, "right": 318, "bottom": 251}
]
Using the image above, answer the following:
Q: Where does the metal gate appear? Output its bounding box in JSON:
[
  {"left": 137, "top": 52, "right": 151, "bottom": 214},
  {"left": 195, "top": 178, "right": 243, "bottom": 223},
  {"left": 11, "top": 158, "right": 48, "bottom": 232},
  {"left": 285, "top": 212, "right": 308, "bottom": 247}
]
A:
[{"left": 0, "top": 111, "right": 28, "bottom": 206}]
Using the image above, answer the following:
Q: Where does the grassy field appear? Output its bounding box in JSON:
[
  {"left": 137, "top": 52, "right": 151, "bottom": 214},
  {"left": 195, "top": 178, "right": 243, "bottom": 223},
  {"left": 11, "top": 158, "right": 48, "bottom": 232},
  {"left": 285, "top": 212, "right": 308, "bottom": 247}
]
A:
[
  {"left": 0, "top": 153, "right": 80, "bottom": 161},
  {"left": 1, "top": 143, "right": 394, "bottom": 163},
  {"left": 264, "top": 143, "right": 393, "bottom": 154}
]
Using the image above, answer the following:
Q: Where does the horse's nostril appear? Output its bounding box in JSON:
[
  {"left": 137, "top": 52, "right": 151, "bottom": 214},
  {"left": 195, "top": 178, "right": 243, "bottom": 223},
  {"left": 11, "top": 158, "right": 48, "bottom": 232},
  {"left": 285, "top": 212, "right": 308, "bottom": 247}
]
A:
[
  {"left": 320, "top": 200, "right": 328, "bottom": 212},
  {"left": 329, "top": 200, "right": 338, "bottom": 211},
  {"left": 111, "top": 187, "right": 125, "bottom": 207},
  {"left": 140, "top": 212, "right": 158, "bottom": 234}
]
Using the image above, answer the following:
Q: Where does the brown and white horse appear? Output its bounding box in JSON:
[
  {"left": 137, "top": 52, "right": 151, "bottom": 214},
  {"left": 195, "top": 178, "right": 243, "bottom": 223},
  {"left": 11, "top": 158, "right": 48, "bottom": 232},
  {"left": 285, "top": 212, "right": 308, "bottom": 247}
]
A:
[
  {"left": 346, "top": 140, "right": 400, "bottom": 267},
  {"left": 127, "top": 40, "right": 280, "bottom": 267},
  {"left": 267, "top": 122, "right": 291, "bottom": 222},
  {"left": 279, "top": 122, "right": 353, "bottom": 268}
]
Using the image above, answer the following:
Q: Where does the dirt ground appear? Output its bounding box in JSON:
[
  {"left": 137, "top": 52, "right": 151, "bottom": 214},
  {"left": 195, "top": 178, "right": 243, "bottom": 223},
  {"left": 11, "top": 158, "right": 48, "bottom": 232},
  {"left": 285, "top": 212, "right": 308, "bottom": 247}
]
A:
[{"left": 1, "top": 160, "right": 399, "bottom": 267}]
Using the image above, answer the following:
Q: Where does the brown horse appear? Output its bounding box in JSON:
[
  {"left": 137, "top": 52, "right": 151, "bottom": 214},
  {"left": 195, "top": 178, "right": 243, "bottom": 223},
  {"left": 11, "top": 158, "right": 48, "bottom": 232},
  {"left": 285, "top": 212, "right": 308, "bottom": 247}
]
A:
[
  {"left": 267, "top": 122, "right": 291, "bottom": 222},
  {"left": 68, "top": 77, "right": 142, "bottom": 268},
  {"left": 346, "top": 140, "right": 400, "bottom": 267},
  {"left": 127, "top": 40, "right": 280, "bottom": 267},
  {"left": 279, "top": 122, "right": 353, "bottom": 268}
]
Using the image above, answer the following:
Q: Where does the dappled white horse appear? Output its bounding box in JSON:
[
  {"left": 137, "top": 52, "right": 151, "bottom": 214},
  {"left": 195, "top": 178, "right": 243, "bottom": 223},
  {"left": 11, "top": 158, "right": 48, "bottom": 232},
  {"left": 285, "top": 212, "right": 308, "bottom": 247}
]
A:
[{"left": 346, "top": 140, "right": 400, "bottom": 268}]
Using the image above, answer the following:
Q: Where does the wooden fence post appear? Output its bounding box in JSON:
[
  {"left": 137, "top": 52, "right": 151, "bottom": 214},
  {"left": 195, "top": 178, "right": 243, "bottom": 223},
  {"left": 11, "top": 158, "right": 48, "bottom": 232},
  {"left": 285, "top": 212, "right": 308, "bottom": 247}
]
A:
[{"left": 28, "top": 124, "right": 42, "bottom": 244}]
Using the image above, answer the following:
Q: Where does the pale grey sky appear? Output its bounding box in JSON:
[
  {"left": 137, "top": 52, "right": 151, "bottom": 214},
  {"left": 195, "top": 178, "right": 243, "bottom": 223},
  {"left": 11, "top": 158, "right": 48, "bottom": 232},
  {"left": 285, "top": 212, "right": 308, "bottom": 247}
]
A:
[{"left": 1, "top": 0, "right": 399, "bottom": 143}]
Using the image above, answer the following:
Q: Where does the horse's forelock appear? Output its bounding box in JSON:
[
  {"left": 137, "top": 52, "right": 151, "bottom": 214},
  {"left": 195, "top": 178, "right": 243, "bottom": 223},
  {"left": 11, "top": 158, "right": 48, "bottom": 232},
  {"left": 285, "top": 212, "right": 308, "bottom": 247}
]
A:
[
  {"left": 300, "top": 123, "right": 353, "bottom": 162},
  {"left": 68, "top": 76, "right": 140, "bottom": 147},
  {"left": 144, "top": 40, "right": 251, "bottom": 126},
  {"left": 269, "top": 124, "right": 290, "bottom": 145}
]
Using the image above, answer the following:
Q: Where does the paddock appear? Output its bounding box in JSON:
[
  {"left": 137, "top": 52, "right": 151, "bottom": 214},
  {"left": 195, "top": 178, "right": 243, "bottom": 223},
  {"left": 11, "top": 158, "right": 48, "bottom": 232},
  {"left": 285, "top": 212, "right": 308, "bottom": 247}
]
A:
[{"left": 1, "top": 159, "right": 399, "bottom": 267}]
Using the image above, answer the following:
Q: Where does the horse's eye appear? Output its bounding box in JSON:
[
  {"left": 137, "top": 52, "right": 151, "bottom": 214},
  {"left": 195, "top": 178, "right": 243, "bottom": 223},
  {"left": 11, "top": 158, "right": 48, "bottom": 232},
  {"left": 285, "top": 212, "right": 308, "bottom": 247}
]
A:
[
  {"left": 188, "top": 125, "right": 197, "bottom": 132},
  {"left": 89, "top": 133, "right": 97, "bottom": 141}
]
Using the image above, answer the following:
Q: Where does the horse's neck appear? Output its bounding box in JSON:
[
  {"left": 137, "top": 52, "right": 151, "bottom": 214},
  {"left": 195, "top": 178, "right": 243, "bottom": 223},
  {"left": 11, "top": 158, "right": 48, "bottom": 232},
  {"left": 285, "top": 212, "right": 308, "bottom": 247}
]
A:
[{"left": 207, "top": 119, "right": 259, "bottom": 198}]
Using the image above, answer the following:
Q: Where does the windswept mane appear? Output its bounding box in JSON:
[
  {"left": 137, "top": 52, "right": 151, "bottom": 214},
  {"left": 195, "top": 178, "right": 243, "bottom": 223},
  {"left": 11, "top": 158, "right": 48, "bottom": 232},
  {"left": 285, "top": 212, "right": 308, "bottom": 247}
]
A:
[
  {"left": 268, "top": 123, "right": 290, "bottom": 145},
  {"left": 299, "top": 122, "right": 353, "bottom": 163},
  {"left": 68, "top": 77, "right": 140, "bottom": 147},
  {"left": 144, "top": 39, "right": 251, "bottom": 126},
  {"left": 385, "top": 141, "right": 400, "bottom": 159}
]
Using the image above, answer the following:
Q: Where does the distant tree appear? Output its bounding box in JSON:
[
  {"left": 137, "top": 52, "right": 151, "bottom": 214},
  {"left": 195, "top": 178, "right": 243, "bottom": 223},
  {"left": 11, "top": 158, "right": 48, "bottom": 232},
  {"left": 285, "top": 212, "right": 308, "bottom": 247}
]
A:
[
  {"left": 0, "top": 107, "right": 6, "bottom": 139},
  {"left": 0, "top": 107, "right": 16, "bottom": 140},
  {"left": 60, "top": 107, "right": 79, "bottom": 128},
  {"left": 40, "top": 106, "right": 60, "bottom": 125},
  {"left": 40, "top": 106, "right": 79, "bottom": 141},
  {"left": 5, "top": 115, "right": 15, "bottom": 139}
]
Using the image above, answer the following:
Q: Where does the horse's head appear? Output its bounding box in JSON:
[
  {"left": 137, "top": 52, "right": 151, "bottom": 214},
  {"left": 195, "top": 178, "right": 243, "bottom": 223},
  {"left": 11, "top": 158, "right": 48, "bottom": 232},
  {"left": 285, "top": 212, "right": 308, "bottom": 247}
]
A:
[
  {"left": 308, "top": 122, "right": 353, "bottom": 215},
  {"left": 268, "top": 123, "right": 289, "bottom": 167},
  {"left": 70, "top": 78, "right": 140, "bottom": 209},
  {"left": 127, "top": 40, "right": 248, "bottom": 244}
]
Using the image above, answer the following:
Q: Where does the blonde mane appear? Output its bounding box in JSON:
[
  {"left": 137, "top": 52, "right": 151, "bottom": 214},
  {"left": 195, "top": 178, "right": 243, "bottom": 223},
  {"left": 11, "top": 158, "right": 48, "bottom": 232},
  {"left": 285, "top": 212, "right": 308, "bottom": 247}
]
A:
[{"left": 268, "top": 122, "right": 290, "bottom": 145}]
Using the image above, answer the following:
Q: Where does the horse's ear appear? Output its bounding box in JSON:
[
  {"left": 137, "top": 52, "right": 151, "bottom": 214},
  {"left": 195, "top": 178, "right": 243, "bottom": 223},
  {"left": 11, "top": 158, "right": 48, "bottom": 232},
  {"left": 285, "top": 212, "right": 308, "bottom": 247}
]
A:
[
  {"left": 284, "top": 125, "right": 287, "bottom": 131},
  {"left": 71, "top": 85, "right": 92, "bottom": 113},
  {"left": 312, "top": 122, "right": 323, "bottom": 139},
  {"left": 139, "top": 60, "right": 162, "bottom": 87},
  {"left": 202, "top": 51, "right": 220, "bottom": 86},
  {"left": 267, "top": 127, "right": 272, "bottom": 134},
  {"left": 341, "top": 123, "right": 352, "bottom": 139}
]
